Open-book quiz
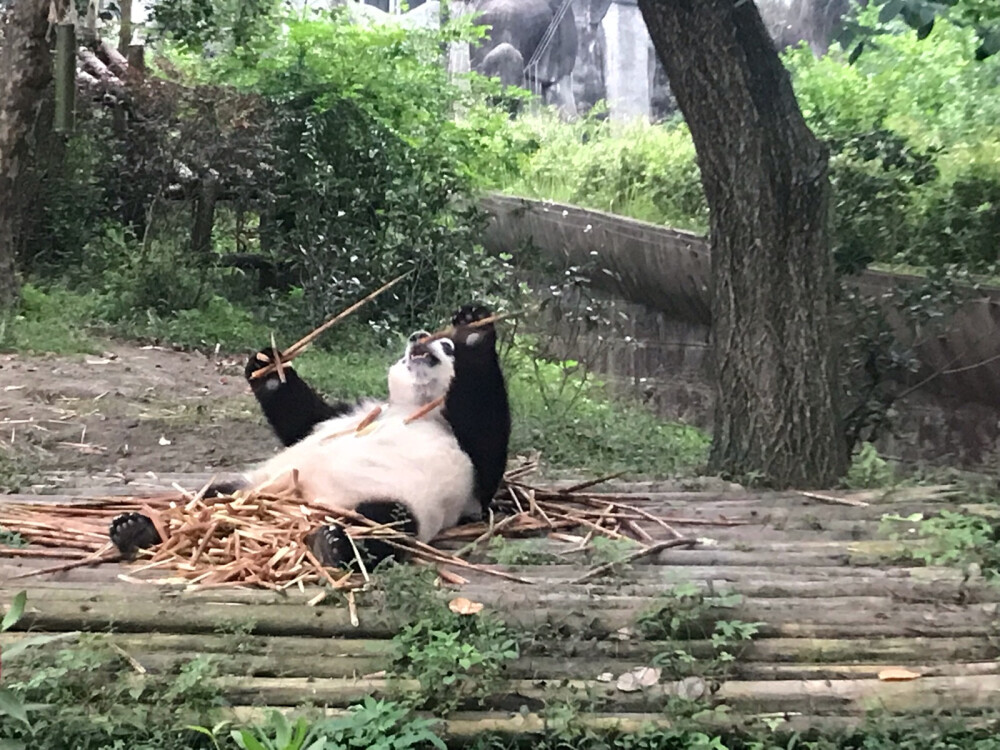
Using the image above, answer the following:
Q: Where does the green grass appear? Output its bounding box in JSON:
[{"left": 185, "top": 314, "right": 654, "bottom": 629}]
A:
[
  {"left": 0, "top": 283, "right": 708, "bottom": 477},
  {"left": 118, "top": 295, "right": 274, "bottom": 352},
  {"left": 0, "top": 284, "right": 285, "bottom": 356},
  {"left": 0, "top": 284, "right": 101, "bottom": 355}
]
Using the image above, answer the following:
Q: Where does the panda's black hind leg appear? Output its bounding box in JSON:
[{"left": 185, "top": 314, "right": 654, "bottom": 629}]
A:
[
  {"left": 307, "top": 525, "right": 355, "bottom": 569},
  {"left": 202, "top": 476, "right": 249, "bottom": 498},
  {"left": 109, "top": 512, "right": 161, "bottom": 557},
  {"left": 308, "top": 500, "right": 419, "bottom": 571}
]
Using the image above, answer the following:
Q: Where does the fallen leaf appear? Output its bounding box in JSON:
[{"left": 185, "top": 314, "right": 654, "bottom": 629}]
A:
[
  {"left": 616, "top": 666, "right": 661, "bottom": 692},
  {"left": 676, "top": 675, "right": 706, "bottom": 700},
  {"left": 612, "top": 627, "right": 633, "bottom": 641},
  {"left": 448, "top": 597, "right": 484, "bottom": 615},
  {"left": 878, "top": 667, "right": 921, "bottom": 682}
]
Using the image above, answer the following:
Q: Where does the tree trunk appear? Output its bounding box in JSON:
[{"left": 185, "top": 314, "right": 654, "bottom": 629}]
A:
[
  {"left": 0, "top": 0, "right": 58, "bottom": 309},
  {"left": 190, "top": 171, "right": 219, "bottom": 257},
  {"left": 637, "top": 0, "right": 846, "bottom": 488}
]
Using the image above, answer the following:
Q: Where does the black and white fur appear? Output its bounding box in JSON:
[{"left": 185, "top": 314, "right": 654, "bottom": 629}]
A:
[{"left": 110, "top": 305, "right": 511, "bottom": 569}]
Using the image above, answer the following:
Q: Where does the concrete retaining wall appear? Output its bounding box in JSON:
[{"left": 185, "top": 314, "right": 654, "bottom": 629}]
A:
[{"left": 483, "top": 193, "right": 1000, "bottom": 468}]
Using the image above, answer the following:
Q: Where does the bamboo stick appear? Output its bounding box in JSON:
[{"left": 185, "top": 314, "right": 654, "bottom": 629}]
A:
[{"left": 250, "top": 274, "right": 410, "bottom": 381}]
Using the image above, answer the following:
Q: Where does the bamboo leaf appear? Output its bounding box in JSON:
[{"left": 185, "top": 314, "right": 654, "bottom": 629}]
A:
[{"left": 1, "top": 591, "right": 26, "bottom": 633}]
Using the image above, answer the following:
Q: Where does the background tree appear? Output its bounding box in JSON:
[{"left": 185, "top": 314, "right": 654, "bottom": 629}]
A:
[
  {"left": 0, "top": 0, "right": 65, "bottom": 309},
  {"left": 637, "top": 0, "right": 847, "bottom": 488}
]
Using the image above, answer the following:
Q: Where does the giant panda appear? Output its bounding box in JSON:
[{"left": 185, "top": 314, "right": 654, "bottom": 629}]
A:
[{"left": 109, "top": 304, "right": 512, "bottom": 568}]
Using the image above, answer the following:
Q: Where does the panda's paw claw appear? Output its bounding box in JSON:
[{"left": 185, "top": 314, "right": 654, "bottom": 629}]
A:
[{"left": 110, "top": 512, "right": 161, "bottom": 557}]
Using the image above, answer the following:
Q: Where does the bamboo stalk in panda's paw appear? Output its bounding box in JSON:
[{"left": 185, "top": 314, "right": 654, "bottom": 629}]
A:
[
  {"left": 249, "top": 272, "right": 411, "bottom": 381},
  {"left": 417, "top": 309, "right": 525, "bottom": 345}
]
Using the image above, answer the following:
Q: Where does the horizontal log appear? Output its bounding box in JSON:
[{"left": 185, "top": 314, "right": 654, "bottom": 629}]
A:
[
  {"left": 3, "top": 585, "right": 996, "bottom": 639},
  {"left": 0, "top": 564, "right": 987, "bottom": 602},
  {"left": 60, "top": 650, "right": 1000, "bottom": 685},
  {"left": 4, "top": 632, "right": 994, "bottom": 670},
  {"left": 215, "top": 672, "right": 1000, "bottom": 714}
]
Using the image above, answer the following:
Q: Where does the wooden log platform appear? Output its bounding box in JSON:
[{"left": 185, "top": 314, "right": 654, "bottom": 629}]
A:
[{"left": 2, "top": 474, "right": 998, "bottom": 737}]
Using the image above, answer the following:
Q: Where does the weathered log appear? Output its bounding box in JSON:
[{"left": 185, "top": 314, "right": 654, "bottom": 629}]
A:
[
  {"left": 98, "top": 39, "right": 129, "bottom": 77},
  {"left": 215, "top": 672, "right": 1000, "bottom": 714},
  {"left": 4, "top": 630, "right": 996, "bottom": 680},
  {"left": 3, "top": 583, "right": 996, "bottom": 640}
]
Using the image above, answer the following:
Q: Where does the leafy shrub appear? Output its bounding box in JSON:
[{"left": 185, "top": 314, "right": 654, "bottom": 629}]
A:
[
  {"left": 918, "top": 164, "right": 1000, "bottom": 269},
  {"left": 883, "top": 508, "right": 1000, "bottom": 576},
  {"left": 190, "top": 11, "right": 520, "bottom": 330},
  {"left": 227, "top": 701, "right": 445, "bottom": 750},
  {"left": 843, "top": 442, "right": 897, "bottom": 489},
  {"left": 825, "top": 128, "right": 939, "bottom": 274},
  {"left": 374, "top": 565, "right": 519, "bottom": 714},
  {"left": 0, "top": 632, "right": 221, "bottom": 749}
]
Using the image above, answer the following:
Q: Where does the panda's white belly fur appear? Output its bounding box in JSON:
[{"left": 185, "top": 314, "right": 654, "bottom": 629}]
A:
[{"left": 246, "top": 401, "right": 475, "bottom": 542}]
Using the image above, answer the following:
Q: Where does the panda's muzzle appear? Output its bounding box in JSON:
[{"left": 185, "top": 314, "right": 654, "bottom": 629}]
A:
[{"left": 407, "top": 341, "right": 440, "bottom": 366}]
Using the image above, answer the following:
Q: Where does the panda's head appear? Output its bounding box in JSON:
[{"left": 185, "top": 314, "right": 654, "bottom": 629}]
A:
[{"left": 386, "top": 330, "right": 456, "bottom": 407}]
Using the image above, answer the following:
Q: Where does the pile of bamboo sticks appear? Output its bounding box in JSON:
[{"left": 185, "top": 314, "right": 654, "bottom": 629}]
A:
[{"left": 0, "top": 463, "right": 753, "bottom": 590}]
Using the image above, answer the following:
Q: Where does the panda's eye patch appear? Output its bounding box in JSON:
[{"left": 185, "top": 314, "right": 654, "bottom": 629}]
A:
[{"left": 439, "top": 340, "right": 455, "bottom": 357}]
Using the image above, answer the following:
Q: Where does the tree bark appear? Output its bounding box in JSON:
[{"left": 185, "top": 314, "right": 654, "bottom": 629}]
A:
[
  {"left": 637, "top": 0, "right": 846, "bottom": 488},
  {"left": 0, "top": 0, "right": 59, "bottom": 309},
  {"left": 190, "top": 171, "right": 219, "bottom": 257}
]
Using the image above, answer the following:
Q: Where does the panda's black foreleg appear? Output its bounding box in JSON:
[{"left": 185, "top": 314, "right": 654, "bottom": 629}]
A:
[
  {"left": 447, "top": 303, "right": 512, "bottom": 515},
  {"left": 109, "top": 512, "right": 161, "bottom": 558},
  {"left": 244, "top": 347, "right": 355, "bottom": 448},
  {"left": 308, "top": 500, "right": 419, "bottom": 571}
]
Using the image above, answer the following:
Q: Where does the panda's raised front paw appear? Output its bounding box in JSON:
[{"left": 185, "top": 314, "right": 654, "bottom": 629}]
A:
[
  {"left": 452, "top": 304, "right": 496, "bottom": 348},
  {"left": 452, "top": 303, "right": 493, "bottom": 328},
  {"left": 109, "top": 512, "right": 161, "bottom": 557},
  {"left": 244, "top": 346, "right": 294, "bottom": 385}
]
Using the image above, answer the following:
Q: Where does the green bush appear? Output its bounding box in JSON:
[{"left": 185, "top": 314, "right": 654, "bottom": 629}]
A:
[
  {"left": 188, "top": 11, "right": 520, "bottom": 330},
  {"left": 29, "top": 9, "right": 522, "bottom": 340}
]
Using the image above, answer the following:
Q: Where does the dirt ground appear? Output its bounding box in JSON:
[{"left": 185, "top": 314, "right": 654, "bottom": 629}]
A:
[{"left": 0, "top": 342, "right": 279, "bottom": 490}]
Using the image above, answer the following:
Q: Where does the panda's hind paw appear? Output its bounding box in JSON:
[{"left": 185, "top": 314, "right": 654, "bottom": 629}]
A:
[
  {"left": 109, "top": 512, "right": 161, "bottom": 557},
  {"left": 307, "top": 524, "right": 354, "bottom": 569}
]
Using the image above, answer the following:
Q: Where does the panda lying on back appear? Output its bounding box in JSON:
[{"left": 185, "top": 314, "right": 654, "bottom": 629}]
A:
[{"left": 109, "top": 305, "right": 511, "bottom": 568}]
